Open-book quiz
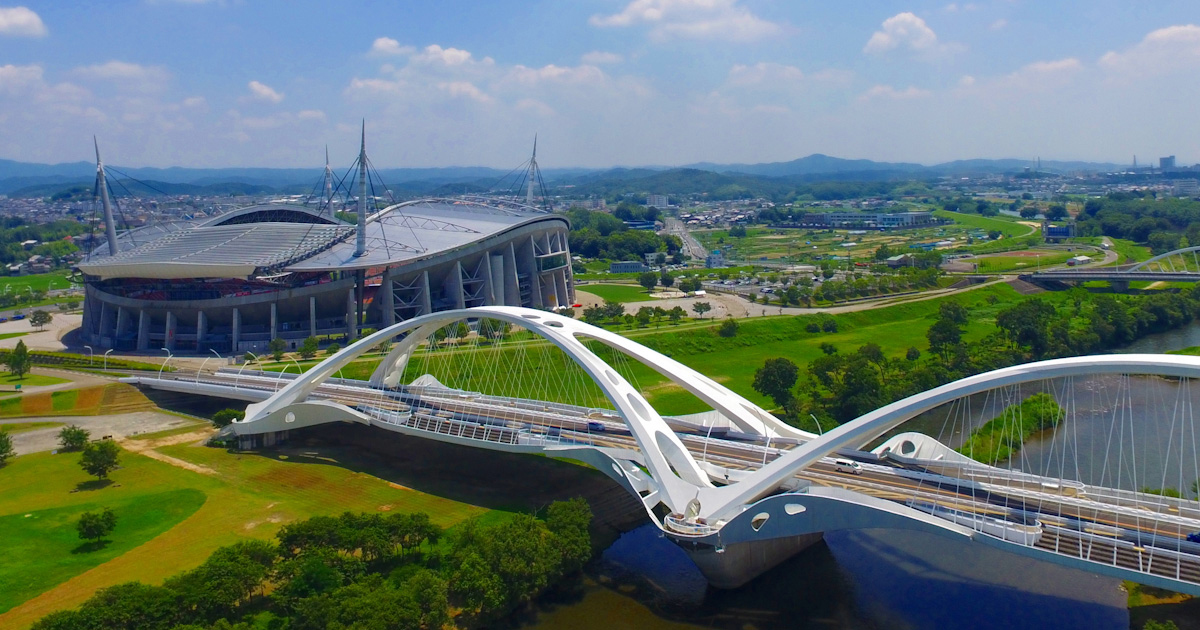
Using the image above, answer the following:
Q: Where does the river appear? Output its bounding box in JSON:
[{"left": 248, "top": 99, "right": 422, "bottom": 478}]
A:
[{"left": 515, "top": 322, "right": 1200, "bottom": 630}]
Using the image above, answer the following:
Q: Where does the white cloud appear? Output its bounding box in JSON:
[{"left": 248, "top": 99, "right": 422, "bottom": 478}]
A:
[
  {"left": 246, "top": 80, "right": 284, "bottom": 103},
  {"left": 1099, "top": 24, "right": 1200, "bottom": 76},
  {"left": 437, "top": 81, "right": 492, "bottom": 103},
  {"left": 990, "top": 19, "right": 1007, "bottom": 30},
  {"left": 590, "top": 0, "right": 782, "bottom": 42},
  {"left": 0, "top": 63, "right": 44, "bottom": 95},
  {"left": 74, "top": 60, "right": 169, "bottom": 83},
  {"left": 414, "top": 44, "right": 477, "bottom": 66},
  {"left": 369, "top": 37, "right": 413, "bottom": 57},
  {"left": 508, "top": 64, "right": 606, "bottom": 85},
  {"left": 727, "top": 62, "right": 805, "bottom": 86},
  {"left": 865, "top": 12, "right": 940, "bottom": 54},
  {"left": 0, "top": 6, "right": 47, "bottom": 37},
  {"left": 859, "top": 85, "right": 931, "bottom": 101},
  {"left": 581, "top": 51, "right": 623, "bottom": 65}
]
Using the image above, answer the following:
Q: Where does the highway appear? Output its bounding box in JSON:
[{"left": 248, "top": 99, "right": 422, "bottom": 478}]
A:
[
  {"left": 135, "top": 368, "right": 1200, "bottom": 587},
  {"left": 663, "top": 217, "right": 709, "bottom": 260}
]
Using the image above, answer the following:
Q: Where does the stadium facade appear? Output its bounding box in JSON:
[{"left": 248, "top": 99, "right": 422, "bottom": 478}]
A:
[{"left": 76, "top": 140, "right": 573, "bottom": 354}]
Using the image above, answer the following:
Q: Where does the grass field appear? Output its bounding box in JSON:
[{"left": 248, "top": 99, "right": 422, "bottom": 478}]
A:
[
  {"left": 0, "top": 372, "right": 70, "bottom": 387},
  {"left": 0, "top": 421, "right": 63, "bottom": 434},
  {"left": 0, "top": 440, "right": 490, "bottom": 628},
  {"left": 0, "top": 332, "right": 28, "bottom": 341},
  {"left": 932, "top": 210, "right": 1036, "bottom": 238},
  {"left": 1073, "top": 236, "right": 1152, "bottom": 265},
  {"left": 972, "top": 251, "right": 1073, "bottom": 273},
  {"left": 0, "top": 272, "right": 76, "bottom": 295},
  {"left": 261, "top": 282, "right": 1049, "bottom": 415},
  {"left": 576, "top": 283, "right": 658, "bottom": 303}
]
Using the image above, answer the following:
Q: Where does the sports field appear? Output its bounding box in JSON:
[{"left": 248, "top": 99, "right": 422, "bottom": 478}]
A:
[{"left": 576, "top": 283, "right": 658, "bottom": 303}]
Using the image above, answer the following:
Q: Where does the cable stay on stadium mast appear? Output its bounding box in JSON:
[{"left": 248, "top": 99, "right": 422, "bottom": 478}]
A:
[
  {"left": 484, "top": 134, "right": 553, "bottom": 213},
  {"left": 84, "top": 138, "right": 160, "bottom": 261}
]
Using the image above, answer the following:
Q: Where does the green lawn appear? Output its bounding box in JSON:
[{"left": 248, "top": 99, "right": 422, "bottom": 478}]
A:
[
  {"left": 0, "top": 488, "right": 207, "bottom": 615},
  {"left": 0, "top": 272, "right": 76, "bottom": 295},
  {"left": 0, "top": 332, "right": 28, "bottom": 341},
  {"left": 0, "top": 372, "right": 71, "bottom": 387},
  {"left": 0, "top": 421, "right": 63, "bottom": 434},
  {"left": 972, "top": 251, "right": 1073, "bottom": 273},
  {"left": 1073, "top": 237, "right": 1152, "bottom": 265},
  {"left": 933, "top": 210, "right": 1036, "bottom": 238},
  {"left": 576, "top": 283, "right": 659, "bottom": 303}
]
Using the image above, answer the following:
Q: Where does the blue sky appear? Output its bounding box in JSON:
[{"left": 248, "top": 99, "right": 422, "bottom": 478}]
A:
[{"left": 0, "top": 1, "right": 1198, "bottom": 168}]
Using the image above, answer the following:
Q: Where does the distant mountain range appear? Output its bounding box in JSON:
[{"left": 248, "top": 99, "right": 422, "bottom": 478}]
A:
[{"left": 0, "top": 154, "right": 1133, "bottom": 198}]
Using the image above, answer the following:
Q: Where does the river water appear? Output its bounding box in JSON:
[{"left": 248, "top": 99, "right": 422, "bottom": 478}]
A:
[{"left": 516, "top": 323, "right": 1200, "bottom": 630}]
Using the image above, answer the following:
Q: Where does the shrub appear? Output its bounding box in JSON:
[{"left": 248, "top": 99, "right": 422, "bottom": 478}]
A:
[{"left": 212, "top": 408, "right": 245, "bottom": 428}]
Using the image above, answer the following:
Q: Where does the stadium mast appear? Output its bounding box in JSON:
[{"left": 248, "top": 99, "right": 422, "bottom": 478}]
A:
[
  {"left": 323, "top": 145, "right": 333, "bottom": 205},
  {"left": 355, "top": 122, "right": 368, "bottom": 257},
  {"left": 94, "top": 137, "right": 119, "bottom": 256},
  {"left": 526, "top": 134, "right": 538, "bottom": 206}
]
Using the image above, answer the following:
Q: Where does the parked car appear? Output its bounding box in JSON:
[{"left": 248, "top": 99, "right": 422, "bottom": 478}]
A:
[
  {"left": 587, "top": 421, "right": 606, "bottom": 432},
  {"left": 12, "top": 314, "right": 26, "bottom": 320},
  {"left": 1187, "top": 532, "right": 1200, "bottom": 544}
]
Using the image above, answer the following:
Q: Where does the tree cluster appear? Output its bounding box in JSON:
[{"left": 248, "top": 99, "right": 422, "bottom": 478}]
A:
[
  {"left": 565, "top": 208, "right": 680, "bottom": 261},
  {"left": 1076, "top": 194, "right": 1200, "bottom": 254},
  {"left": 755, "top": 287, "right": 1200, "bottom": 431},
  {"left": 34, "top": 499, "right": 593, "bottom": 630}
]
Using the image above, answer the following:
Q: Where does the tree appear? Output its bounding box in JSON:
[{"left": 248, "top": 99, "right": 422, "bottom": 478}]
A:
[
  {"left": 753, "top": 358, "right": 799, "bottom": 408},
  {"left": 299, "top": 337, "right": 319, "bottom": 360},
  {"left": 635, "top": 307, "right": 652, "bottom": 328},
  {"left": 692, "top": 301, "right": 712, "bottom": 319},
  {"left": 80, "top": 439, "right": 120, "bottom": 480},
  {"left": 0, "top": 428, "right": 12, "bottom": 466},
  {"left": 718, "top": 318, "right": 738, "bottom": 337},
  {"left": 29, "top": 310, "right": 51, "bottom": 331},
  {"left": 212, "top": 408, "right": 245, "bottom": 427},
  {"left": 668, "top": 306, "right": 685, "bottom": 324},
  {"left": 268, "top": 337, "right": 287, "bottom": 361},
  {"left": 819, "top": 342, "right": 838, "bottom": 355},
  {"left": 637, "top": 271, "right": 658, "bottom": 292},
  {"left": 6, "top": 339, "right": 30, "bottom": 379},
  {"left": 325, "top": 342, "right": 340, "bottom": 356},
  {"left": 77, "top": 507, "right": 117, "bottom": 544},
  {"left": 906, "top": 347, "right": 921, "bottom": 361},
  {"left": 1019, "top": 205, "right": 1039, "bottom": 219},
  {"left": 57, "top": 425, "right": 90, "bottom": 451},
  {"left": 659, "top": 270, "right": 674, "bottom": 288},
  {"left": 1045, "top": 204, "right": 1069, "bottom": 220}
]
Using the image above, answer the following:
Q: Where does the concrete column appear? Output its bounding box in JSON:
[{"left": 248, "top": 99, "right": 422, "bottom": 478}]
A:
[
  {"left": 270, "top": 302, "right": 278, "bottom": 340},
  {"left": 480, "top": 254, "right": 496, "bottom": 305},
  {"left": 525, "top": 235, "right": 543, "bottom": 308},
  {"left": 165, "top": 311, "right": 177, "bottom": 352},
  {"left": 346, "top": 290, "right": 357, "bottom": 340},
  {"left": 554, "top": 268, "right": 569, "bottom": 308},
  {"left": 504, "top": 243, "right": 520, "bottom": 306},
  {"left": 231, "top": 308, "right": 241, "bottom": 351},
  {"left": 380, "top": 275, "right": 395, "bottom": 327},
  {"left": 115, "top": 307, "right": 129, "bottom": 342},
  {"left": 196, "top": 311, "right": 207, "bottom": 347},
  {"left": 450, "top": 261, "right": 466, "bottom": 309},
  {"left": 490, "top": 253, "right": 506, "bottom": 305},
  {"left": 309, "top": 296, "right": 317, "bottom": 338},
  {"left": 98, "top": 304, "right": 115, "bottom": 344},
  {"left": 137, "top": 310, "right": 150, "bottom": 351},
  {"left": 421, "top": 271, "right": 432, "bottom": 315}
]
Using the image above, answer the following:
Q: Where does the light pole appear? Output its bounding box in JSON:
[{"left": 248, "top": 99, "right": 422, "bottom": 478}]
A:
[
  {"left": 158, "top": 347, "right": 172, "bottom": 379},
  {"left": 84, "top": 345, "right": 93, "bottom": 366},
  {"left": 196, "top": 349, "right": 222, "bottom": 383},
  {"left": 809, "top": 413, "right": 824, "bottom": 436},
  {"left": 103, "top": 349, "right": 113, "bottom": 372},
  {"left": 235, "top": 351, "right": 258, "bottom": 390}
]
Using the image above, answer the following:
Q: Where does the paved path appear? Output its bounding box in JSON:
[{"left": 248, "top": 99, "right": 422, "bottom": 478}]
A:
[
  {"left": 4, "top": 411, "right": 205, "bottom": 455},
  {"left": 119, "top": 428, "right": 217, "bottom": 475}
]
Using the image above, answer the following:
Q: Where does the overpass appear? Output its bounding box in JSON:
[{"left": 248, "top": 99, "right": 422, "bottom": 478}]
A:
[
  {"left": 123, "top": 306, "right": 1200, "bottom": 592},
  {"left": 1025, "top": 245, "right": 1200, "bottom": 288}
]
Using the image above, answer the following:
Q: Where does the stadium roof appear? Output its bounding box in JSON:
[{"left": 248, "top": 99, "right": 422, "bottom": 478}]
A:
[{"left": 77, "top": 199, "right": 565, "bottom": 281}]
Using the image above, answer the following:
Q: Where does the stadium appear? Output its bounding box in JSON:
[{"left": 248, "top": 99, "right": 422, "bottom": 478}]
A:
[{"left": 75, "top": 138, "right": 573, "bottom": 354}]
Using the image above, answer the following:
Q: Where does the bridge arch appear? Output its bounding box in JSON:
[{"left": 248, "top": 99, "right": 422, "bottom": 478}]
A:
[
  {"left": 239, "top": 306, "right": 802, "bottom": 515},
  {"left": 1126, "top": 245, "right": 1200, "bottom": 272},
  {"left": 696, "top": 353, "right": 1200, "bottom": 521}
]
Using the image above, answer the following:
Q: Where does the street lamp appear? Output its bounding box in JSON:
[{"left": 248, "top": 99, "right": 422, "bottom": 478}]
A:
[
  {"left": 84, "top": 345, "right": 93, "bottom": 366},
  {"left": 158, "top": 347, "right": 172, "bottom": 379},
  {"left": 196, "top": 348, "right": 222, "bottom": 383},
  {"left": 103, "top": 349, "right": 113, "bottom": 372},
  {"left": 235, "top": 351, "right": 259, "bottom": 390}
]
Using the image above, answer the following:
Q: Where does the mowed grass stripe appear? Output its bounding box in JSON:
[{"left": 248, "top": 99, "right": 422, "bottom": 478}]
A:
[{"left": 0, "top": 443, "right": 487, "bottom": 629}]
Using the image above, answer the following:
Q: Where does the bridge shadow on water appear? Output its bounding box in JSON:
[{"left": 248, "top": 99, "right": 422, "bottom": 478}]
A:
[{"left": 519, "top": 526, "right": 1130, "bottom": 630}]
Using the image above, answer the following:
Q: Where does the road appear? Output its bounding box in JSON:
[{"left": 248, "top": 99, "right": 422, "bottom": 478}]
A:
[{"left": 663, "top": 217, "right": 708, "bottom": 260}]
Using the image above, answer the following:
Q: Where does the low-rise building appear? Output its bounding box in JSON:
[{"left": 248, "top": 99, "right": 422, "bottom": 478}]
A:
[{"left": 610, "top": 261, "right": 650, "bottom": 273}]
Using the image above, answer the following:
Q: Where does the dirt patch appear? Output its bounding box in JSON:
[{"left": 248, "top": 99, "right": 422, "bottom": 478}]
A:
[{"left": 119, "top": 429, "right": 219, "bottom": 476}]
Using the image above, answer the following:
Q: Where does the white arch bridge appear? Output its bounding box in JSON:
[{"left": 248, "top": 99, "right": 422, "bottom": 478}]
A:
[{"left": 126, "top": 306, "right": 1200, "bottom": 591}]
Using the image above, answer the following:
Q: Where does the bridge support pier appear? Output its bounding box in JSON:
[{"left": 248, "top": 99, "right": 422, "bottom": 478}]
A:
[
  {"left": 675, "top": 532, "right": 825, "bottom": 589},
  {"left": 1110, "top": 279, "right": 1130, "bottom": 291}
]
